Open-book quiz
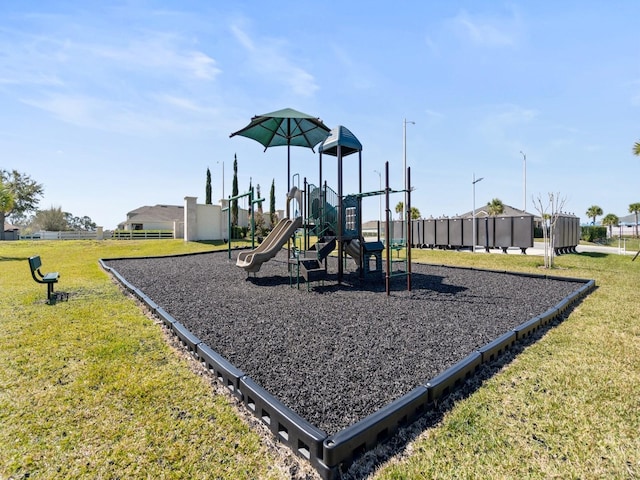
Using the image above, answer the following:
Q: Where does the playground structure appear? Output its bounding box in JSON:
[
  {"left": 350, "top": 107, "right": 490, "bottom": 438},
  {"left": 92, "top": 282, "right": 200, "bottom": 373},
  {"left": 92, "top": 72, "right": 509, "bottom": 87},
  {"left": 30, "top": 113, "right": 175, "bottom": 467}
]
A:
[
  {"left": 235, "top": 125, "right": 413, "bottom": 294},
  {"left": 236, "top": 187, "right": 302, "bottom": 272}
]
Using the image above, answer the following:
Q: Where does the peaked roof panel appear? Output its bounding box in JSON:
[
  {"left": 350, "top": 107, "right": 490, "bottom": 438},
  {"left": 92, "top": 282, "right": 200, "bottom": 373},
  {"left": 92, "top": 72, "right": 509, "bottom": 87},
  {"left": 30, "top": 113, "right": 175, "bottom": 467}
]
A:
[{"left": 319, "top": 125, "right": 362, "bottom": 157}]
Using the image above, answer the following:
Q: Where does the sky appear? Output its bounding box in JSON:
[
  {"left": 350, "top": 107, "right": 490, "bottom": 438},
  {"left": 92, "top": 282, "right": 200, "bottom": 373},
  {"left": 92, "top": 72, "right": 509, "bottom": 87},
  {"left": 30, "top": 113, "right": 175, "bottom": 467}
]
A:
[{"left": 1, "top": 1, "right": 639, "bottom": 229}]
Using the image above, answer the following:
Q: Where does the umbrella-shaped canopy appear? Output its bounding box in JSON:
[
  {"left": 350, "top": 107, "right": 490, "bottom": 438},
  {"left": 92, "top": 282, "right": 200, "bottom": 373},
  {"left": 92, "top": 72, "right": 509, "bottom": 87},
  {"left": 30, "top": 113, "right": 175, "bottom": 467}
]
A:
[{"left": 230, "top": 108, "right": 331, "bottom": 191}]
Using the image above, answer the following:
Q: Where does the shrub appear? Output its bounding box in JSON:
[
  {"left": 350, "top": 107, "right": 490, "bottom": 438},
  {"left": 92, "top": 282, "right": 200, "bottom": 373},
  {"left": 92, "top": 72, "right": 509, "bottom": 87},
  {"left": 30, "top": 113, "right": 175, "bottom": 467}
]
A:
[{"left": 581, "top": 226, "right": 607, "bottom": 242}]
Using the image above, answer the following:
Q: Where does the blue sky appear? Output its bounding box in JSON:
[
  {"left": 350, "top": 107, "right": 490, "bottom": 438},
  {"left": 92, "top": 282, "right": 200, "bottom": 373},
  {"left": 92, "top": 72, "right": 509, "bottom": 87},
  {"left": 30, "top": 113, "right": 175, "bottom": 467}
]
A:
[{"left": 1, "top": 1, "right": 639, "bottom": 229}]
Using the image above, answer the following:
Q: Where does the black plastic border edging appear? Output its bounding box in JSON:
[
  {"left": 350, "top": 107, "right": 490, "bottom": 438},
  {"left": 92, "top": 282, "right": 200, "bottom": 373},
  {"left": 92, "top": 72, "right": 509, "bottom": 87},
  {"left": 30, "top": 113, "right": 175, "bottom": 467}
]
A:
[
  {"left": 513, "top": 315, "right": 543, "bottom": 341},
  {"left": 99, "top": 255, "right": 596, "bottom": 480},
  {"left": 197, "top": 343, "right": 245, "bottom": 399},
  {"left": 171, "top": 321, "right": 201, "bottom": 357},
  {"left": 322, "top": 386, "right": 430, "bottom": 471},
  {"left": 239, "top": 376, "right": 331, "bottom": 477},
  {"left": 99, "top": 259, "right": 160, "bottom": 312},
  {"left": 477, "top": 331, "right": 517, "bottom": 363},
  {"left": 425, "top": 352, "right": 482, "bottom": 403}
]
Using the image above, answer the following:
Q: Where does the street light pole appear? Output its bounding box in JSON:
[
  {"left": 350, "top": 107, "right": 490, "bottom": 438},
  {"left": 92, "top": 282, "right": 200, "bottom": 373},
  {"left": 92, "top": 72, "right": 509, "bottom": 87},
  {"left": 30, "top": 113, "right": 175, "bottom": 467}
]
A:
[
  {"left": 403, "top": 118, "right": 415, "bottom": 221},
  {"left": 217, "top": 160, "right": 225, "bottom": 200},
  {"left": 520, "top": 151, "right": 526, "bottom": 211},
  {"left": 472, "top": 173, "right": 484, "bottom": 253},
  {"left": 374, "top": 169, "right": 382, "bottom": 224}
]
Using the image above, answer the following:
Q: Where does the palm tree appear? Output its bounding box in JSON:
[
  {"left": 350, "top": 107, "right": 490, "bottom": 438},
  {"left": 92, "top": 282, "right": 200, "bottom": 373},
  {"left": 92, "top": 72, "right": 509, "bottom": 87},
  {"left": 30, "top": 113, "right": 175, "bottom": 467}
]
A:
[
  {"left": 395, "top": 201, "right": 404, "bottom": 220},
  {"left": 601, "top": 213, "right": 619, "bottom": 239},
  {"left": 487, "top": 198, "right": 505, "bottom": 216},
  {"left": 629, "top": 202, "right": 640, "bottom": 237},
  {"left": 586, "top": 205, "right": 603, "bottom": 225},
  {"left": 633, "top": 141, "right": 640, "bottom": 156},
  {"left": 410, "top": 207, "right": 421, "bottom": 220}
]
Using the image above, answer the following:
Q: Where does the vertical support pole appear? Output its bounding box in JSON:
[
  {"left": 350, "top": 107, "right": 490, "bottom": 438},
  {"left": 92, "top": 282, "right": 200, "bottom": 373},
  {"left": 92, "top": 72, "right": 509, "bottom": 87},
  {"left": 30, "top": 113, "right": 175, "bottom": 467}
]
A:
[
  {"left": 287, "top": 119, "right": 291, "bottom": 193},
  {"left": 304, "top": 177, "right": 309, "bottom": 251},
  {"left": 250, "top": 187, "right": 255, "bottom": 250},
  {"left": 385, "top": 161, "right": 391, "bottom": 296},
  {"left": 358, "top": 151, "right": 364, "bottom": 280},
  {"left": 337, "top": 146, "right": 343, "bottom": 284},
  {"left": 407, "top": 167, "right": 412, "bottom": 292},
  {"left": 319, "top": 152, "right": 323, "bottom": 238},
  {"left": 227, "top": 196, "right": 232, "bottom": 259}
]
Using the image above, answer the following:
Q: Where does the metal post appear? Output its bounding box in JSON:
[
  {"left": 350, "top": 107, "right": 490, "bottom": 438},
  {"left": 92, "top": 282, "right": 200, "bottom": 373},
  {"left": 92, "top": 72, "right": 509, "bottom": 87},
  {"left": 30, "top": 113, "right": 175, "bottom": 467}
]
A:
[
  {"left": 403, "top": 118, "right": 415, "bottom": 221},
  {"left": 520, "top": 151, "right": 526, "bottom": 211},
  {"left": 385, "top": 161, "right": 391, "bottom": 296},
  {"left": 407, "top": 167, "right": 412, "bottom": 292},
  {"left": 374, "top": 169, "right": 382, "bottom": 225},
  {"left": 472, "top": 173, "right": 484, "bottom": 253}
]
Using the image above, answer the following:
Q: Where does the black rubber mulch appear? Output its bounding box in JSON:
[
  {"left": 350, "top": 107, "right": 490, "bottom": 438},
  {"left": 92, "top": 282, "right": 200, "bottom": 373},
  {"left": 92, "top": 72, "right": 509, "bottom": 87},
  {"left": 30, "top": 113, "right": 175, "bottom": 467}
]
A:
[{"left": 103, "top": 250, "right": 584, "bottom": 435}]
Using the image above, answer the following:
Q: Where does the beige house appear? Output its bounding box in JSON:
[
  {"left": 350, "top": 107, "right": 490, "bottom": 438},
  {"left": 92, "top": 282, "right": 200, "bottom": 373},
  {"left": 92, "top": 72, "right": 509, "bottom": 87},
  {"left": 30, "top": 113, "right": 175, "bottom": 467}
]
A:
[
  {"left": 119, "top": 200, "right": 283, "bottom": 241},
  {"left": 118, "top": 204, "right": 184, "bottom": 232}
]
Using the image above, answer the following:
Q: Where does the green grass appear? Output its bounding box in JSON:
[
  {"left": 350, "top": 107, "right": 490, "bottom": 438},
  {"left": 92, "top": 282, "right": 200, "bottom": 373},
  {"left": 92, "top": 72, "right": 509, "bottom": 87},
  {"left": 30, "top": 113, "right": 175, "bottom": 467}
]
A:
[
  {"left": 584, "top": 236, "right": 640, "bottom": 252},
  {"left": 1, "top": 240, "right": 282, "bottom": 480},
  {"left": 2, "top": 240, "right": 639, "bottom": 479}
]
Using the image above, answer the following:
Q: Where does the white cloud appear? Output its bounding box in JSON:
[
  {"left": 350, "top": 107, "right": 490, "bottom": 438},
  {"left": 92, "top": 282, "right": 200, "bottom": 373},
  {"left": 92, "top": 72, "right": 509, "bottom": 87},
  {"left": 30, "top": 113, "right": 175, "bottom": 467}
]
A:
[
  {"left": 155, "top": 93, "right": 217, "bottom": 114},
  {"left": 21, "top": 92, "right": 217, "bottom": 136},
  {"left": 1, "top": 19, "right": 224, "bottom": 134},
  {"left": 22, "top": 94, "right": 104, "bottom": 128},
  {"left": 329, "top": 44, "right": 376, "bottom": 90},
  {"left": 474, "top": 104, "right": 538, "bottom": 149},
  {"left": 230, "top": 22, "right": 319, "bottom": 97},
  {"left": 85, "top": 34, "right": 221, "bottom": 81},
  {"left": 449, "top": 9, "right": 520, "bottom": 48}
]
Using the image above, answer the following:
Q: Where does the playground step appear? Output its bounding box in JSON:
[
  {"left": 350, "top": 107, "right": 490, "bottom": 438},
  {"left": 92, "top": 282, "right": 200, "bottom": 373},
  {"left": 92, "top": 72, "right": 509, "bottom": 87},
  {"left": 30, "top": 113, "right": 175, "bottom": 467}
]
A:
[
  {"left": 299, "top": 259, "right": 327, "bottom": 283},
  {"left": 312, "top": 236, "right": 337, "bottom": 261}
]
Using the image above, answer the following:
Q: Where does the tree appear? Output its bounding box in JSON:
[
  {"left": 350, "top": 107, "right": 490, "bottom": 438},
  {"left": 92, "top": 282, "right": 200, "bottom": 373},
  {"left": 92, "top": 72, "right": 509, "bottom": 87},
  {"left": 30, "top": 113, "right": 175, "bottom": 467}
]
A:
[
  {"left": 533, "top": 192, "right": 568, "bottom": 268},
  {"left": 0, "top": 181, "right": 14, "bottom": 224},
  {"left": 205, "top": 167, "right": 212, "bottom": 205},
  {"left": 629, "top": 202, "right": 640, "bottom": 237},
  {"left": 269, "top": 179, "right": 276, "bottom": 228},
  {"left": 410, "top": 207, "right": 421, "bottom": 220},
  {"left": 231, "top": 154, "right": 238, "bottom": 226},
  {"left": 256, "top": 184, "right": 263, "bottom": 211},
  {"left": 254, "top": 184, "right": 266, "bottom": 236},
  {"left": 395, "top": 201, "right": 404, "bottom": 220},
  {"left": 33, "top": 206, "right": 68, "bottom": 231},
  {"left": 64, "top": 212, "right": 97, "bottom": 231},
  {"left": 602, "top": 213, "right": 619, "bottom": 238},
  {"left": 487, "top": 198, "right": 505, "bottom": 216},
  {"left": 586, "top": 205, "right": 603, "bottom": 225},
  {"left": 0, "top": 169, "right": 44, "bottom": 240},
  {"left": 633, "top": 141, "right": 640, "bottom": 156}
]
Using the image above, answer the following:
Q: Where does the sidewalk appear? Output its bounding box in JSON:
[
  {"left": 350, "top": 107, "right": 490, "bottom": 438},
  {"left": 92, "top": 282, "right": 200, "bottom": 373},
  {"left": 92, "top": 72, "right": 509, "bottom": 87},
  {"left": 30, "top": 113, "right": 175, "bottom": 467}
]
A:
[{"left": 471, "top": 242, "right": 637, "bottom": 257}]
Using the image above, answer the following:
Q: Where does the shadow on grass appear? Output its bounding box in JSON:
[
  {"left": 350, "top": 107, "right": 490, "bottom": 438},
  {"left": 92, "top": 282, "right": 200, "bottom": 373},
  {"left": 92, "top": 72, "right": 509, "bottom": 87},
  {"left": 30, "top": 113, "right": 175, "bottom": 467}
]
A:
[
  {"left": 0, "top": 255, "right": 31, "bottom": 262},
  {"left": 578, "top": 252, "right": 608, "bottom": 258}
]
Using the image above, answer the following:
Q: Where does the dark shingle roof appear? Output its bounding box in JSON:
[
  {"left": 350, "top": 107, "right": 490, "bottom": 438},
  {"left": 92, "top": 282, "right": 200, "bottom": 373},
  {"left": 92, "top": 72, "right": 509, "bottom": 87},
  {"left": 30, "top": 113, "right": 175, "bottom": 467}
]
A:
[{"left": 125, "top": 204, "right": 183, "bottom": 223}]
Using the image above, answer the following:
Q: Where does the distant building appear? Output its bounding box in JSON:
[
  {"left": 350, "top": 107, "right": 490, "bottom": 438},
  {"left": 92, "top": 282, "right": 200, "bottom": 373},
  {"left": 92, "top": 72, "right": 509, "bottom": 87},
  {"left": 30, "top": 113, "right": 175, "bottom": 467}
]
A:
[
  {"left": 458, "top": 204, "right": 533, "bottom": 218},
  {"left": 118, "top": 205, "right": 184, "bottom": 231},
  {"left": 2, "top": 221, "right": 19, "bottom": 240},
  {"left": 119, "top": 201, "right": 284, "bottom": 241}
]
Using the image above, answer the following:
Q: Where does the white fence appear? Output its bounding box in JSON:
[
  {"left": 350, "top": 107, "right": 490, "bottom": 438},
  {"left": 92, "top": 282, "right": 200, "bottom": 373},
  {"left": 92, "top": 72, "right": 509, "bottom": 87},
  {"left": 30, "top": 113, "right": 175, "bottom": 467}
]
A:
[
  {"left": 18, "top": 229, "right": 176, "bottom": 240},
  {"left": 20, "top": 230, "right": 102, "bottom": 240}
]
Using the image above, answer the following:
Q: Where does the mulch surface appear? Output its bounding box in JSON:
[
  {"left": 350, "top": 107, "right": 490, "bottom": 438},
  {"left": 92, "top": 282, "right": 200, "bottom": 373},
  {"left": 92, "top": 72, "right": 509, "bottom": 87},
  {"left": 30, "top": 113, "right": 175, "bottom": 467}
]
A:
[{"left": 104, "top": 250, "right": 584, "bottom": 435}]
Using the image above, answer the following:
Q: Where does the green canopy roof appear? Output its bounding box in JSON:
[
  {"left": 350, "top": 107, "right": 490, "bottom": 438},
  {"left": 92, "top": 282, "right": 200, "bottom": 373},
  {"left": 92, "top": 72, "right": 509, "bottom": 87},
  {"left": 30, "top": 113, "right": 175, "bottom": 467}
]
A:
[
  {"left": 229, "top": 108, "right": 330, "bottom": 150},
  {"left": 319, "top": 125, "right": 362, "bottom": 157}
]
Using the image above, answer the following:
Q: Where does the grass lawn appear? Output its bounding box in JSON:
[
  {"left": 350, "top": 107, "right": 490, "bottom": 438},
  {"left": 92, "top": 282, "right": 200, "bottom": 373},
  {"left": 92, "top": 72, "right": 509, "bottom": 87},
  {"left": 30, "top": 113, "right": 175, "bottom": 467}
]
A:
[{"left": 1, "top": 240, "right": 639, "bottom": 479}]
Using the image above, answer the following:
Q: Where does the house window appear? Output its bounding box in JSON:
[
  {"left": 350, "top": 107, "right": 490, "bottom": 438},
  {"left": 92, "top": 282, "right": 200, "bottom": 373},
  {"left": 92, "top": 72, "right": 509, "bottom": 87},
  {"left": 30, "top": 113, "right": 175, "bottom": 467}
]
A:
[{"left": 132, "top": 224, "right": 143, "bottom": 230}]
